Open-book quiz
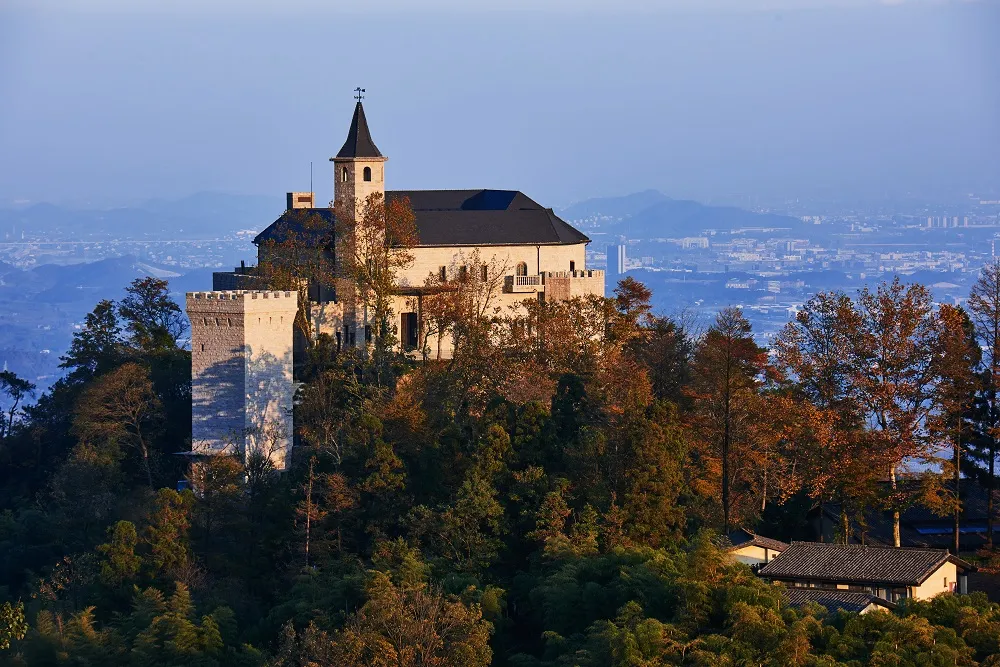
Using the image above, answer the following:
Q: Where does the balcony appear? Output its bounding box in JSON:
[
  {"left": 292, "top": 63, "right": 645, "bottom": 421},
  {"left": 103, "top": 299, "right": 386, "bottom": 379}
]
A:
[{"left": 509, "top": 274, "right": 542, "bottom": 293}]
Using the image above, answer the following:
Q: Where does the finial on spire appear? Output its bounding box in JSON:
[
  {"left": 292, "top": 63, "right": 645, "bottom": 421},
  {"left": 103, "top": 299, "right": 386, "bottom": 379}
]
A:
[{"left": 354, "top": 87, "right": 365, "bottom": 102}]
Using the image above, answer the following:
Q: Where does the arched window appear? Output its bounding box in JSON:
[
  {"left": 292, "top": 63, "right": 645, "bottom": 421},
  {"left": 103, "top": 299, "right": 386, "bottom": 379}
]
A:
[
  {"left": 341, "top": 166, "right": 348, "bottom": 183},
  {"left": 515, "top": 262, "right": 528, "bottom": 277},
  {"left": 363, "top": 166, "right": 372, "bottom": 182}
]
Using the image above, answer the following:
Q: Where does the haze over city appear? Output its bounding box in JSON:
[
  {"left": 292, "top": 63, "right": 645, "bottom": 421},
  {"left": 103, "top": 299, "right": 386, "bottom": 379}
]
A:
[{"left": 2, "top": 0, "right": 998, "bottom": 207}]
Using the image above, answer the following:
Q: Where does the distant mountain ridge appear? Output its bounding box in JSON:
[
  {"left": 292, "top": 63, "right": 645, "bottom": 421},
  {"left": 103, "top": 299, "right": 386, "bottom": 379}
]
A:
[
  {"left": 560, "top": 190, "right": 804, "bottom": 238},
  {"left": 0, "top": 192, "right": 284, "bottom": 240}
]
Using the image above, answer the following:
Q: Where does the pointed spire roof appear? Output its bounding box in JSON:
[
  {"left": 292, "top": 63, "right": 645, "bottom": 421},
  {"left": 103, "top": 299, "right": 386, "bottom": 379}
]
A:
[{"left": 336, "top": 102, "right": 383, "bottom": 159}]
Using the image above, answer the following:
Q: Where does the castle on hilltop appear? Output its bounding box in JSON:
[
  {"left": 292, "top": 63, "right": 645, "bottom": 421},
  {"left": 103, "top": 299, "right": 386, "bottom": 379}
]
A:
[{"left": 188, "top": 96, "right": 603, "bottom": 469}]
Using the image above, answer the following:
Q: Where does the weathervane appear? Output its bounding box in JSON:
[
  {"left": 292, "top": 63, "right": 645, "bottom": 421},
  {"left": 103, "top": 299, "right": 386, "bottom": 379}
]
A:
[{"left": 354, "top": 87, "right": 365, "bottom": 102}]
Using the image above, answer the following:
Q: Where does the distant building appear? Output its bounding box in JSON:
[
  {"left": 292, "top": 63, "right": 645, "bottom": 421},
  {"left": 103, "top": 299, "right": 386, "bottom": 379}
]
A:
[{"left": 606, "top": 243, "right": 626, "bottom": 294}]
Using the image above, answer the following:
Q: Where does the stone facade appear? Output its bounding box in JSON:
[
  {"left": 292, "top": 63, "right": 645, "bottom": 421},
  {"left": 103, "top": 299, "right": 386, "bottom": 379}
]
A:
[
  {"left": 542, "top": 270, "right": 606, "bottom": 302},
  {"left": 186, "top": 290, "right": 298, "bottom": 470}
]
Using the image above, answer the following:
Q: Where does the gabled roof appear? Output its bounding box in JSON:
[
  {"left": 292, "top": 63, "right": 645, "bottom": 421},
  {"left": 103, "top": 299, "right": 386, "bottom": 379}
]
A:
[
  {"left": 784, "top": 588, "right": 895, "bottom": 614},
  {"left": 758, "top": 542, "right": 972, "bottom": 586},
  {"left": 727, "top": 529, "right": 789, "bottom": 553},
  {"left": 253, "top": 190, "right": 590, "bottom": 248},
  {"left": 335, "top": 102, "right": 383, "bottom": 159}
]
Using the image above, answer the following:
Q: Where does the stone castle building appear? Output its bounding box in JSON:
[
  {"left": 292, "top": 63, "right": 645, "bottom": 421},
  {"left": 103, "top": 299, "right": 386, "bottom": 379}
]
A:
[{"left": 188, "top": 99, "right": 603, "bottom": 468}]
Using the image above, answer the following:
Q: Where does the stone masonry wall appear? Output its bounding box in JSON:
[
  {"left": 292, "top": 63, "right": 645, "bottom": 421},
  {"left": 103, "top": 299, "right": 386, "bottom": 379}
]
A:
[
  {"left": 542, "top": 270, "right": 606, "bottom": 303},
  {"left": 186, "top": 291, "right": 298, "bottom": 470}
]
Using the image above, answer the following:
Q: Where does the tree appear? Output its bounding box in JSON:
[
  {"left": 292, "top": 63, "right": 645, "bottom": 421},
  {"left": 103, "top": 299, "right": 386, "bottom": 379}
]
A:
[
  {"left": 118, "top": 276, "right": 185, "bottom": 351},
  {"left": 685, "top": 307, "right": 768, "bottom": 532},
  {"left": 968, "top": 258, "right": 1000, "bottom": 548},
  {"left": 96, "top": 520, "right": 142, "bottom": 587},
  {"left": 60, "top": 299, "right": 124, "bottom": 381},
  {"left": 775, "top": 292, "right": 885, "bottom": 542},
  {"left": 336, "top": 192, "right": 418, "bottom": 382},
  {"left": 257, "top": 207, "right": 338, "bottom": 343},
  {"left": 72, "top": 362, "right": 163, "bottom": 488},
  {"left": 0, "top": 369, "right": 35, "bottom": 443},
  {"left": 847, "top": 278, "right": 939, "bottom": 546},
  {"left": 329, "top": 571, "right": 492, "bottom": 667},
  {"left": 0, "top": 601, "right": 27, "bottom": 651},
  {"left": 145, "top": 488, "right": 194, "bottom": 581},
  {"left": 927, "top": 305, "right": 980, "bottom": 553}
]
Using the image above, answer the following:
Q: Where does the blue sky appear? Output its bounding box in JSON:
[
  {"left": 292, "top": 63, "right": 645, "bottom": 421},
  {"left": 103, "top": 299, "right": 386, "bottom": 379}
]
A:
[{"left": 1, "top": 0, "right": 998, "bottom": 208}]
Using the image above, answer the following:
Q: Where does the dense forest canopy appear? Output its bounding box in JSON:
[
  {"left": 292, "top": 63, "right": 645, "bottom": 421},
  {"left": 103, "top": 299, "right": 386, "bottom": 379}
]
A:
[{"left": 3, "top": 246, "right": 1000, "bottom": 664}]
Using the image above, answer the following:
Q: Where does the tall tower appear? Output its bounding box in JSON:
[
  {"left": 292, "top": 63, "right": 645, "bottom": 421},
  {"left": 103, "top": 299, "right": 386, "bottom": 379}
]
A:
[
  {"left": 331, "top": 96, "right": 387, "bottom": 218},
  {"left": 187, "top": 290, "right": 299, "bottom": 471},
  {"left": 330, "top": 94, "right": 387, "bottom": 347}
]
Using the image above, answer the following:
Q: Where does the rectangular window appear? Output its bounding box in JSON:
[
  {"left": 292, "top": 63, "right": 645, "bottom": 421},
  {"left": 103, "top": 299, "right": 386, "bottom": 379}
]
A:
[
  {"left": 365, "top": 325, "right": 372, "bottom": 342},
  {"left": 401, "top": 312, "right": 418, "bottom": 349},
  {"left": 459, "top": 265, "right": 468, "bottom": 280},
  {"left": 570, "top": 260, "right": 576, "bottom": 272},
  {"left": 481, "top": 265, "right": 488, "bottom": 281},
  {"left": 439, "top": 266, "right": 447, "bottom": 281}
]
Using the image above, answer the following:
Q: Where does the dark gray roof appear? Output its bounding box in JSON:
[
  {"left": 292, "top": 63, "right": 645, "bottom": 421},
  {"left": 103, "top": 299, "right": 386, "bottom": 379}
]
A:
[
  {"left": 335, "top": 102, "right": 382, "bottom": 159},
  {"left": 784, "top": 588, "right": 895, "bottom": 614},
  {"left": 726, "top": 529, "right": 789, "bottom": 553},
  {"left": 758, "top": 542, "right": 971, "bottom": 586},
  {"left": 253, "top": 190, "right": 590, "bottom": 247}
]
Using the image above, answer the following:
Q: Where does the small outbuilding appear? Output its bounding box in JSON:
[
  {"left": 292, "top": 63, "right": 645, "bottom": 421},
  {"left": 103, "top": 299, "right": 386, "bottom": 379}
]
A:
[
  {"left": 726, "top": 529, "right": 788, "bottom": 566},
  {"left": 758, "top": 541, "right": 973, "bottom": 604},
  {"left": 784, "top": 588, "right": 895, "bottom": 615}
]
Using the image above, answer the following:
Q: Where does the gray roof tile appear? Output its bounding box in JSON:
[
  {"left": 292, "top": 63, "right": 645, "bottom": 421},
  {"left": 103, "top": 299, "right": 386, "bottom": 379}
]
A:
[
  {"left": 784, "top": 588, "right": 895, "bottom": 614},
  {"left": 758, "top": 542, "right": 970, "bottom": 586}
]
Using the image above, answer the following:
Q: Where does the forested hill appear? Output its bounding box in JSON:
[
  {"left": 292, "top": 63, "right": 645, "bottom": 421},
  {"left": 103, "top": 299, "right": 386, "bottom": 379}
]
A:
[{"left": 2, "top": 268, "right": 1000, "bottom": 665}]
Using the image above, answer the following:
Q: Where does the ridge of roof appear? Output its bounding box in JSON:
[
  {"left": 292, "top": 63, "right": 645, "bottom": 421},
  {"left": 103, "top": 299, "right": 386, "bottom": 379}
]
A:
[
  {"left": 784, "top": 588, "right": 895, "bottom": 614},
  {"left": 759, "top": 541, "right": 970, "bottom": 586},
  {"left": 335, "top": 102, "right": 383, "bottom": 159},
  {"left": 726, "top": 530, "right": 789, "bottom": 552}
]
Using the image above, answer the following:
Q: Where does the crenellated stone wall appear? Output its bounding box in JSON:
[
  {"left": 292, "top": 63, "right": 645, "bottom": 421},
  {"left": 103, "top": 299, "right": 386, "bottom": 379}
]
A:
[
  {"left": 186, "top": 290, "right": 299, "bottom": 470},
  {"left": 542, "top": 269, "right": 606, "bottom": 302}
]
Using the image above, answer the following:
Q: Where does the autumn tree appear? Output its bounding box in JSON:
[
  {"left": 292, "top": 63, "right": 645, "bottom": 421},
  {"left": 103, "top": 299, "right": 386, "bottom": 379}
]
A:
[
  {"left": 926, "top": 304, "right": 980, "bottom": 553},
  {"left": 336, "top": 192, "right": 418, "bottom": 383},
  {"left": 774, "top": 291, "right": 885, "bottom": 542},
  {"left": 846, "top": 278, "right": 939, "bottom": 546},
  {"left": 968, "top": 258, "right": 1000, "bottom": 548},
  {"left": 72, "top": 362, "right": 163, "bottom": 488},
  {"left": 686, "top": 307, "right": 768, "bottom": 532},
  {"left": 328, "top": 571, "right": 492, "bottom": 667}
]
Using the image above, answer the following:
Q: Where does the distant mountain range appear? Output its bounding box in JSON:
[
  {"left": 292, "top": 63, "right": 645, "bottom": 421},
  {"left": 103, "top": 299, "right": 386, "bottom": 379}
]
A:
[
  {"left": 0, "top": 192, "right": 284, "bottom": 240},
  {"left": 560, "top": 189, "right": 805, "bottom": 238},
  {"left": 0, "top": 256, "right": 206, "bottom": 390}
]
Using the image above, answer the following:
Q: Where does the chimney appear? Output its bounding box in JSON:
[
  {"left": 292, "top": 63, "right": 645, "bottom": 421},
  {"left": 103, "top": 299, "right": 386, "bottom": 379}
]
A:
[{"left": 286, "top": 192, "right": 315, "bottom": 210}]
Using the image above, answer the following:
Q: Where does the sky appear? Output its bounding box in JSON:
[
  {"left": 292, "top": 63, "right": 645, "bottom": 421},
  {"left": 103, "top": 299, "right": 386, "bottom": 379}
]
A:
[{"left": 1, "top": 0, "right": 998, "bottom": 208}]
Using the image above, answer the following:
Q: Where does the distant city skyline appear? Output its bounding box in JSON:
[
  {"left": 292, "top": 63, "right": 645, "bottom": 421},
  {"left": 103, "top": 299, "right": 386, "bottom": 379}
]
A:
[{"left": 1, "top": 1, "right": 998, "bottom": 208}]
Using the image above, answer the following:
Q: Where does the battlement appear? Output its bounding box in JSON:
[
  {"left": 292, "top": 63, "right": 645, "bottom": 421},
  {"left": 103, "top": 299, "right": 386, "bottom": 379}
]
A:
[
  {"left": 541, "top": 269, "right": 605, "bottom": 302},
  {"left": 542, "top": 270, "right": 605, "bottom": 280},
  {"left": 186, "top": 290, "right": 300, "bottom": 315},
  {"left": 187, "top": 290, "right": 296, "bottom": 301}
]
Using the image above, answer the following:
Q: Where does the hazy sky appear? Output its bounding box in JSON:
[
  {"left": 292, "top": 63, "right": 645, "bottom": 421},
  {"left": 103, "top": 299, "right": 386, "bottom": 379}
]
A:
[{"left": 1, "top": 0, "right": 998, "bottom": 208}]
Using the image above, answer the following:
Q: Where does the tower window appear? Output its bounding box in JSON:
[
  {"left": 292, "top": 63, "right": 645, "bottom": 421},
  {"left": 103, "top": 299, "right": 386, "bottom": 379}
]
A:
[
  {"left": 570, "top": 261, "right": 576, "bottom": 272},
  {"left": 341, "top": 166, "right": 348, "bottom": 183},
  {"left": 363, "top": 166, "right": 372, "bottom": 182}
]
